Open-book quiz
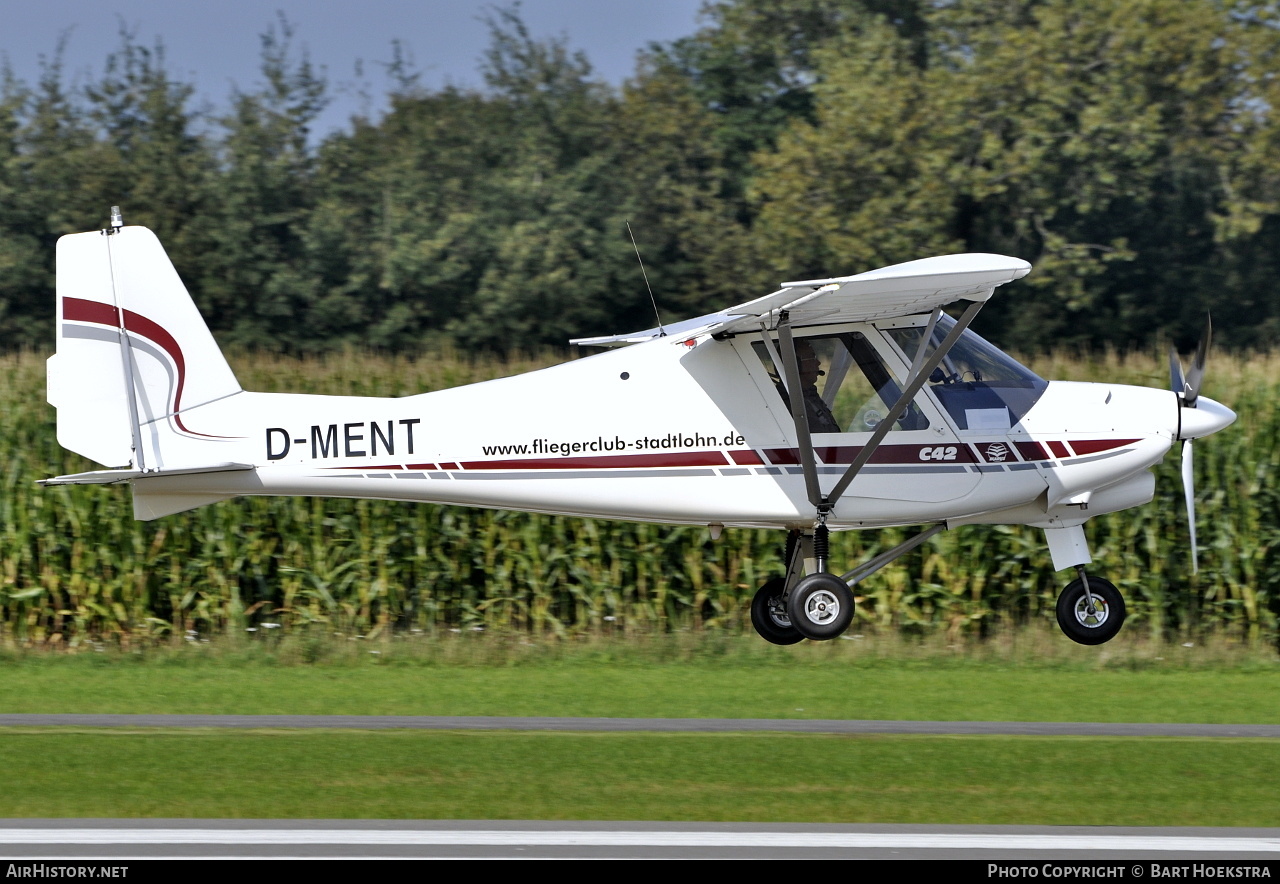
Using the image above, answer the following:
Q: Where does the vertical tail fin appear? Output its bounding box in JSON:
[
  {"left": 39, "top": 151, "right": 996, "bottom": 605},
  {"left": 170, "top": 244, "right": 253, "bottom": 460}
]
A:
[{"left": 47, "top": 219, "right": 241, "bottom": 471}]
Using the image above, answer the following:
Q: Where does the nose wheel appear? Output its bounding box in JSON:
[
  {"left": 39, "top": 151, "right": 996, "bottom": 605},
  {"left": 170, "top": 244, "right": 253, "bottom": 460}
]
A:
[{"left": 1055, "top": 573, "right": 1126, "bottom": 645}]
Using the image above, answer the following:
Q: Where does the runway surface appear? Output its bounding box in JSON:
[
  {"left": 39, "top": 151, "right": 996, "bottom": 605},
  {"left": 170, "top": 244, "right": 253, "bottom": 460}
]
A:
[
  {"left": 0, "top": 820, "right": 1278, "bottom": 859},
  {"left": 0, "top": 714, "right": 1278, "bottom": 736}
]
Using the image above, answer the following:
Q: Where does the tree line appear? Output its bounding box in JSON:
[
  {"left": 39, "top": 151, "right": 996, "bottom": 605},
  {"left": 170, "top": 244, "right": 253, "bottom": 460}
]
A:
[{"left": 4, "top": 0, "right": 1280, "bottom": 357}]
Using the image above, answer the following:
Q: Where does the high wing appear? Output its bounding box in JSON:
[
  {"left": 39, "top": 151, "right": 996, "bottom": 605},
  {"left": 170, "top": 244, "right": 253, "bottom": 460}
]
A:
[{"left": 571, "top": 253, "right": 1031, "bottom": 347}]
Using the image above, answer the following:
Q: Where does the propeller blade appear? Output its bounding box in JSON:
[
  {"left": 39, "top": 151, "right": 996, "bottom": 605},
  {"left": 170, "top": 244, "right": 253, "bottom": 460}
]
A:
[
  {"left": 1172, "top": 315, "right": 1211, "bottom": 573},
  {"left": 1181, "top": 439, "right": 1198, "bottom": 574},
  {"left": 1169, "top": 347, "right": 1186, "bottom": 400},
  {"left": 1183, "top": 315, "right": 1212, "bottom": 408}
]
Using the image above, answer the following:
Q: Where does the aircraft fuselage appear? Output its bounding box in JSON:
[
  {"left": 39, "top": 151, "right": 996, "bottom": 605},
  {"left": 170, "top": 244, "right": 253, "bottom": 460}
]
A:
[{"left": 127, "top": 323, "right": 1198, "bottom": 535}]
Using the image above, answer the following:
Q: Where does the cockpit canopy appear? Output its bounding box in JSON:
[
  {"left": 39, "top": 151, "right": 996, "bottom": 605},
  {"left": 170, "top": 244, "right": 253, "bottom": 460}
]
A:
[
  {"left": 884, "top": 315, "right": 1047, "bottom": 431},
  {"left": 749, "top": 314, "right": 1047, "bottom": 436}
]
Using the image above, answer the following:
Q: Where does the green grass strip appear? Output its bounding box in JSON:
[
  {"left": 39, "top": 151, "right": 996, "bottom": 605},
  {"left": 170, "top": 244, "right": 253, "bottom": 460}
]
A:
[
  {"left": 1, "top": 648, "right": 1277, "bottom": 723},
  {"left": 0, "top": 730, "right": 1275, "bottom": 826}
]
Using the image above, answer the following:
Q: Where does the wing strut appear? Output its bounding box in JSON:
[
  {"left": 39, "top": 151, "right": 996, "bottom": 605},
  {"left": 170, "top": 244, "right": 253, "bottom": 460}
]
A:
[
  {"left": 907, "top": 308, "right": 943, "bottom": 381},
  {"left": 776, "top": 314, "right": 824, "bottom": 508}
]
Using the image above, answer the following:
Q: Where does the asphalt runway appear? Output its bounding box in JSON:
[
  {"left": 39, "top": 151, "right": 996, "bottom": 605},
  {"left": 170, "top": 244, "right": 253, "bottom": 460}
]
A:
[{"left": 0, "top": 820, "right": 1278, "bottom": 859}]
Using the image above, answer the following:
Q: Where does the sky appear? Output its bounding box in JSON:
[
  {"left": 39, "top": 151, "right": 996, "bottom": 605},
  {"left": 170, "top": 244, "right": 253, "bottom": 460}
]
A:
[{"left": 1, "top": 0, "right": 709, "bottom": 138}]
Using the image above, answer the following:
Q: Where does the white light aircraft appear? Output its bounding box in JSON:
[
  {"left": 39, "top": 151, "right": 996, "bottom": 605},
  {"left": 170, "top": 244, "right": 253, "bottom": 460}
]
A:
[{"left": 42, "top": 210, "right": 1237, "bottom": 645}]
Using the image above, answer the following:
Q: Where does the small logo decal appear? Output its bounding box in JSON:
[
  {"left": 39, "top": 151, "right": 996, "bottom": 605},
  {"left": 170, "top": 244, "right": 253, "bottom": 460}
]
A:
[{"left": 985, "top": 443, "right": 1010, "bottom": 463}]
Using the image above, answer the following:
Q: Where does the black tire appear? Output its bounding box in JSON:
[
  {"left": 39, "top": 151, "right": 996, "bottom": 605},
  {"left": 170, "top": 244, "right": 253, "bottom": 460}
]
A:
[
  {"left": 750, "top": 577, "right": 804, "bottom": 645},
  {"left": 1055, "top": 576, "right": 1126, "bottom": 645},
  {"left": 786, "top": 572, "right": 855, "bottom": 641}
]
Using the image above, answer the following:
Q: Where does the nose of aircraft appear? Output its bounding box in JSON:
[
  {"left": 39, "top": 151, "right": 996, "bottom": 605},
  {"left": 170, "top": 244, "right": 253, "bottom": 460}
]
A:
[{"left": 1178, "top": 395, "right": 1237, "bottom": 441}]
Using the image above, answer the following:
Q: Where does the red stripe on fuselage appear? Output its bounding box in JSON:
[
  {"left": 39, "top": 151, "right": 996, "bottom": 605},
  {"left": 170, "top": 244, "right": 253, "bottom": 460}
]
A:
[
  {"left": 1014, "top": 439, "right": 1139, "bottom": 461},
  {"left": 818, "top": 445, "right": 978, "bottom": 465},
  {"left": 766, "top": 445, "right": 977, "bottom": 465},
  {"left": 1014, "top": 441, "right": 1049, "bottom": 461},
  {"left": 1047, "top": 440, "right": 1072, "bottom": 459},
  {"left": 459, "top": 451, "right": 730, "bottom": 471},
  {"left": 325, "top": 438, "right": 1141, "bottom": 474},
  {"left": 1070, "top": 438, "right": 1140, "bottom": 455}
]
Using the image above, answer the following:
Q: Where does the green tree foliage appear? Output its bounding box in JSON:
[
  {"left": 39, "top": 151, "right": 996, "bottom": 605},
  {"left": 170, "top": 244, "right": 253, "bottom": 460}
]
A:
[
  {"left": 747, "top": 16, "right": 961, "bottom": 282},
  {"left": 197, "top": 15, "right": 328, "bottom": 351},
  {"left": 0, "top": 28, "right": 208, "bottom": 347},
  {"left": 443, "top": 7, "right": 631, "bottom": 350},
  {"left": 3, "top": 1, "right": 1280, "bottom": 353},
  {"left": 0, "top": 44, "right": 115, "bottom": 346},
  {"left": 748, "top": 0, "right": 1280, "bottom": 348},
  {"left": 928, "top": 0, "right": 1280, "bottom": 348},
  {"left": 649, "top": 0, "right": 929, "bottom": 176},
  {"left": 84, "top": 30, "right": 209, "bottom": 240},
  {"left": 608, "top": 54, "right": 754, "bottom": 321},
  {"left": 302, "top": 7, "right": 694, "bottom": 352},
  {"left": 0, "top": 66, "right": 47, "bottom": 343}
]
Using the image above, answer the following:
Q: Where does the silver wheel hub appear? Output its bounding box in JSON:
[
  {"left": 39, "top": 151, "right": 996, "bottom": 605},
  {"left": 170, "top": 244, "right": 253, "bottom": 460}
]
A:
[
  {"left": 802, "top": 589, "right": 842, "bottom": 625},
  {"left": 1073, "top": 595, "right": 1110, "bottom": 628},
  {"left": 768, "top": 597, "right": 792, "bottom": 628}
]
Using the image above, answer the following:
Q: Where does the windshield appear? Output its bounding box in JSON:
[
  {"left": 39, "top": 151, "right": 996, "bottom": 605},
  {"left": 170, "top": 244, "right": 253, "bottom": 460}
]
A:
[{"left": 886, "top": 316, "right": 1047, "bottom": 431}]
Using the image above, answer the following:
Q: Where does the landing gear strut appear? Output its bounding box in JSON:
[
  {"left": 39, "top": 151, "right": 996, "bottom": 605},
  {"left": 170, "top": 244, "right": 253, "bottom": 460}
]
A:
[
  {"left": 749, "top": 524, "right": 1131, "bottom": 646},
  {"left": 748, "top": 524, "right": 945, "bottom": 644},
  {"left": 749, "top": 523, "right": 856, "bottom": 643},
  {"left": 783, "top": 520, "right": 854, "bottom": 641}
]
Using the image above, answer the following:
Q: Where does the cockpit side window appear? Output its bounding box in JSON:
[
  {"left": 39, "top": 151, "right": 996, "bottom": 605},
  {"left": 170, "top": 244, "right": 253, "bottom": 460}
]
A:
[
  {"left": 886, "top": 315, "right": 1047, "bottom": 430},
  {"left": 752, "top": 331, "right": 930, "bottom": 434}
]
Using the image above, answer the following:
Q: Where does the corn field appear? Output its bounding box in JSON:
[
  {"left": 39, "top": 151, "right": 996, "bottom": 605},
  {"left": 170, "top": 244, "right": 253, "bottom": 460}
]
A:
[{"left": 1, "top": 346, "right": 1276, "bottom": 647}]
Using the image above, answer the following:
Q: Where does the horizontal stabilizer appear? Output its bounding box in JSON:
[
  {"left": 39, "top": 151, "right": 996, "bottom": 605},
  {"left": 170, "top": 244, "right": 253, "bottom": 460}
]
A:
[{"left": 39, "top": 462, "right": 254, "bottom": 487}]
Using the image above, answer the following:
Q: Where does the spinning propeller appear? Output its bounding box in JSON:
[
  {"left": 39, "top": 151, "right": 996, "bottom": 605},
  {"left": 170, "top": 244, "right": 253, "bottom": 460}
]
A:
[{"left": 1169, "top": 317, "right": 1212, "bottom": 574}]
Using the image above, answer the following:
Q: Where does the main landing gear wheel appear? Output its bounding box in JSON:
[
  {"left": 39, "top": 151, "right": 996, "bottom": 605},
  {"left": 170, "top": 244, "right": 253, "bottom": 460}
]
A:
[
  {"left": 1055, "top": 576, "right": 1126, "bottom": 645},
  {"left": 750, "top": 577, "right": 804, "bottom": 645},
  {"left": 786, "top": 572, "right": 855, "bottom": 641}
]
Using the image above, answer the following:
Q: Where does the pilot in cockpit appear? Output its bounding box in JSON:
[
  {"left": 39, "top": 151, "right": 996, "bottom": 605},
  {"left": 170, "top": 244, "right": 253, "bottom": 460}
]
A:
[{"left": 795, "top": 339, "right": 841, "bottom": 434}]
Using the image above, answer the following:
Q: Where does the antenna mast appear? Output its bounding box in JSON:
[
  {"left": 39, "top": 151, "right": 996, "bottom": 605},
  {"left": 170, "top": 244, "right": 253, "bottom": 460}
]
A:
[{"left": 627, "top": 220, "right": 665, "bottom": 337}]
